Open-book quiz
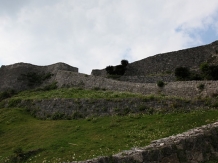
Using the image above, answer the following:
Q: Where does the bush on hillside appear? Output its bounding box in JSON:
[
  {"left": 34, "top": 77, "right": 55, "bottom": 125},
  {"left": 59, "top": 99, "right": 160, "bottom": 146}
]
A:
[
  {"left": 0, "top": 89, "right": 16, "bottom": 102},
  {"left": 121, "top": 60, "right": 129, "bottom": 67},
  {"left": 106, "top": 66, "right": 115, "bottom": 75},
  {"left": 114, "top": 65, "right": 126, "bottom": 75},
  {"left": 106, "top": 59, "right": 129, "bottom": 76},
  {"left": 157, "top": 81, "right": 165, "bottom": 88},
  {"left": 200, "top": 63, "right": 218, "bottom": 80},
  {"left": 175, "top": 67, "right": 190, "bottom": 80}
]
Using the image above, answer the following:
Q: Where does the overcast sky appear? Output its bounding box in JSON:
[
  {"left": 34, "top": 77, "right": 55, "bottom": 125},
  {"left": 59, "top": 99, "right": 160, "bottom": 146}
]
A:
[{"left": 1, "top": 0, "right": 218, "bottom": 74}]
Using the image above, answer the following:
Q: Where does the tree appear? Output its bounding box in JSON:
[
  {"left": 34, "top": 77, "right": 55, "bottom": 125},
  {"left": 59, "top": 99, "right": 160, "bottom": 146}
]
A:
[
  {"left": 121, "top": 60, "right": 129, "bottom": 67},
  {"left": 175, "top": 67, "right": 190, "bottom": 80},
  {"left": 114, "top": 65, "right": 125, "bottom": 75},
  {"left": 200, "top": 63, "right": 218, "bottom": 80},
  {"left": 106, "top": 59, "right": 129, "bottom": 76},
  {"left": 106, "top": 66, "right": 114, "bottom": 75}
]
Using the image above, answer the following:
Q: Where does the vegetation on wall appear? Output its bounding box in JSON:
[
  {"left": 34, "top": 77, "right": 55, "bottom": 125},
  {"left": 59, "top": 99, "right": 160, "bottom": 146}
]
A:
[
  {"left": 200, "top": 63, "right": 218, "bottom": 80},
  {"left": 0, "top": 89, "right": 16, "bottom": 102},
  {"left": 18, "top": 72, "right": 53, "bottom": 87},
  {"left": 106, "top": 60, "right": 129, "bottom": 76},
  {"left": 157, "top": 81, "right": 165, "bottom": 88},
  {"left": 175, "top": 67, "right": 191, "bottom": 81},
  {"left": 175, "top": 63, "right": 218, "bottom": 81}
]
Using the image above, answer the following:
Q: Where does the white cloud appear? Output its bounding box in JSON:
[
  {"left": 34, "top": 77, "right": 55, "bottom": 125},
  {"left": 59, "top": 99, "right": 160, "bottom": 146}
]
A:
[{"left": 0, "top": 0, "right": 218, "bottom": 74}]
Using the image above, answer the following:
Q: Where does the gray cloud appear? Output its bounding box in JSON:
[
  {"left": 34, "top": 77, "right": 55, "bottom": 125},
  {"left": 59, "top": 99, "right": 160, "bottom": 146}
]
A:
[
  {"left": 0, "top": 0, "right": 29, "bottom": 16},
  {"left": 0, "top": 0, "right": 218, "bottom": 74}
]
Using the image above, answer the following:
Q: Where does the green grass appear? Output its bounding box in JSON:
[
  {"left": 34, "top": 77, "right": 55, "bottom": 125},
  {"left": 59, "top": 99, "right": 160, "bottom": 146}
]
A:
[{"left": 0, "top": 108, "right": 218, "bottom": 162}]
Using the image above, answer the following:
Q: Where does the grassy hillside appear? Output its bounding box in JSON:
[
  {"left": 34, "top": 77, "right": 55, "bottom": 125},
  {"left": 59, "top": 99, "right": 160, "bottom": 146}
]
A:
[{"left": 0, "top": 88, "right": 218, "bottom": 162}]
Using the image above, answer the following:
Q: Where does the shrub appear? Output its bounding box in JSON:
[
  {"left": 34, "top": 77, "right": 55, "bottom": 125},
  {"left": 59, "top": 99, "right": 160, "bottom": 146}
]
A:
[
  {"left": 114, "top": 65, "right": 126, "bottom": 75},
  {"left": 0, "top": 89, "right": 16, "bottom": 101},
  {"left": 51, "top": 112, "right": 65, "bottom": 120},
  {"left": 200, "top": 63, "right": 218, "bottom": 80},
  {"left": 7, "top": 148, "right": 42, "bottom": 163},
  {"left": 106, "top": 59, "right": 129, "bottom": 76},
  {"left": 8, "top": 99, "right": 22, "bottom": 107},
  {"left": 190, "top": 73, "right": 203, "bottom": 80},
  {"left": 175, "top": 67, "right": 190, "bottom": 80},
  {"left": 42, "top": 82, "right": 58, "bottom": 91},
  {"left": 72, "top": 111, "right": 83, "bottom": 119},
  {"left": 197, "top": 83, "right": 205, "bottom": 91},
  {"left": 121, "top": 60, "right": 129, "bottom": 67},
  {"left": 157, "top": 81, "right": 165, "bottom": 88},
  {"left": 106, "top": 66, "right": 115, "bottom": 75}
]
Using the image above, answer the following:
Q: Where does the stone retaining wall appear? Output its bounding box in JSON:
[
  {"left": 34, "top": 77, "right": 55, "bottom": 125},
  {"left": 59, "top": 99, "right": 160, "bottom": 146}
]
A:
[
  {"left": 72, "top": 122, "right": 218, "bottom": 163},
  {"left": 9, "top": 97, "right": 208, "bottom": 119},
  {"left": 119, "top": 74, "right": 176, "bottom": 83},
  {"left": 55, "top": 71, "right": 218, "bottom": 99}
]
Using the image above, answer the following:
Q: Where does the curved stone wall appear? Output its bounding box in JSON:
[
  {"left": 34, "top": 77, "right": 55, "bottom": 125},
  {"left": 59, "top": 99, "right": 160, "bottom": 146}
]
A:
[
  {"left": 91, "top": 41, "right": 218, "bottom": 81},
  {"left": 71, "top": 122, "right": 218, "bottom": 163},
  {"left": 55, "top": 71, "right": 218, "bottom": 99}
]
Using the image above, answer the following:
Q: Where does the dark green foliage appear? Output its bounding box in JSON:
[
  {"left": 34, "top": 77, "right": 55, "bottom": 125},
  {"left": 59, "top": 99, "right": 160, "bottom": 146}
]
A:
[
  {"left": 106, "top": 66, "right": 115, "bottom": 75},
  {"left": 175, "top": 63, "right": 218, "bottom": 81},
  {"left": 139, "top": 105, "right": 148, "bottom": 111},
  {"left": 200, "top": 63, "right": 218, "bottom": 80},
  {"left": 72, "top": 111, "right": 83, "bottom": 119},
  {"left": 43, "top": 82, "right": 58, "bottom": 91},
  {"left": 37, "top": 82, "right": 58, "bottom": 91},
  {"left": 51, "top": 112, "right": 65, "bottom": 120},
  {"left": 114, "top": 65, "right": 126, "bottom": 75},
  {"left": 8, "top": 99, "right": 22, "bottom": 107},
  {"left": 190, "top": 73, "right": 203, "bottom": 80},
  {"left": 197, "top": 84, "right": 205, "bottom": 91},
  {"left": 19, "top": 72, "right": 53, "bottom": 87},
  {"left": 0, "top": 89, "right": 16, "bottom": 102},
  {"left": 157, "top": 81, "right": 165, "bottom": 88},
  {"left": 175, "top": 67, "right": 190, "bottom": 80},
  {"left": 7, "top": 148, "right": 42, "bottom": 163},
  {"left": 93, "top": 87, "right": 101, "bottom": 91},
  {"left": 121, "top": 60, "right": 129, "bottom": 67},
  {"left": 106, "top": 60, "right": 129, "bottom": 76}
]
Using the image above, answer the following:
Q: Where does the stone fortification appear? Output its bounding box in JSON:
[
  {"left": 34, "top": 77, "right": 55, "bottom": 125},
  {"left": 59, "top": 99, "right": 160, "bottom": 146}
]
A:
[
  {"left": 55, "top": 70, "right": 218, "bottom": 99},
  {"left": 91, "top": 41, "right": 218, "bottom": 83},
  {"left": 6, "top": 97, "right": 207, "bottom": 119},
  {"left": 0, "top": 62, "right": 78, "bottom": 91},
  {"left": 119, "top": 74, "right": 176, "bottom": 83},
  {"left": 71, "top": 122, "right": 218, "bottom": 163}
]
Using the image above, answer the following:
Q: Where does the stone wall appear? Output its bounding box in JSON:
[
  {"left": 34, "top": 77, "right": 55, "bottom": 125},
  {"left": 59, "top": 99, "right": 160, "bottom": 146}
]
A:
[
  {"left": 0, "top": 62, "right": 78, "bottom": 91},
  {"left": 119, "top": 74, "right": 176, "bottom": 83},
  {"left": 55, "top": 70, "right": 218, "bottom": 99},
  {"left": 71, "top": 122, "right": 218, "bottom": 163},
  {"left": 6, "top": 97, "right": 208, "bottom": 119},
  {"left": 91, "top": 41, "right": 218, "bottom": 81}
]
